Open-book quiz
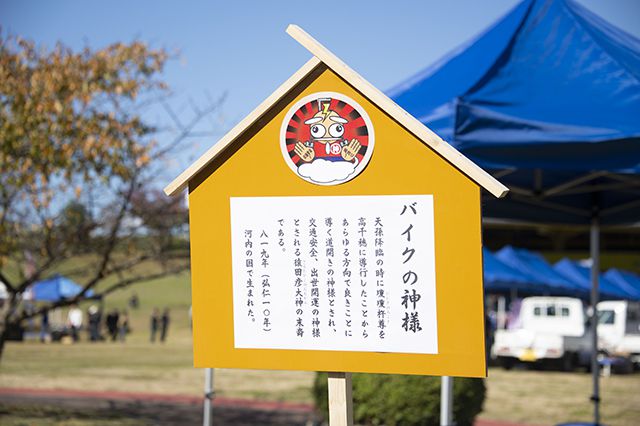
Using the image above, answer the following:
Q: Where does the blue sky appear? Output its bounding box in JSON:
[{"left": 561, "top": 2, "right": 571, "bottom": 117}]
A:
[{"left": 2, "top": 0, "right": 639, "bottom": 182}]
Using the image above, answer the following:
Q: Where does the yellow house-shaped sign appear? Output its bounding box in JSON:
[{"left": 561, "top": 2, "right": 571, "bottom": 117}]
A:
[{"left": 165, "top": 25, "right": 507, "bottom": 378}]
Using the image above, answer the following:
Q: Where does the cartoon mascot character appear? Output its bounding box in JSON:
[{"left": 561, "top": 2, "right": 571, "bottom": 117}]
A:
[{"left": 294, "top": 98, "right": 361, "bottom": 165}]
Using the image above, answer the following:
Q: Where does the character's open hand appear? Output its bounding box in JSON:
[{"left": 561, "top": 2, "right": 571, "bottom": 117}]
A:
[
  {"left": 341, "top": 139, "right": 361, "bottom": 162},
  {"left": 294, "top": 141, "right": 315, "bottom": 163}
]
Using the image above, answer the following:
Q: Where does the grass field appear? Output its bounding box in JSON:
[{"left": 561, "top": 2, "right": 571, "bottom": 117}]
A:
[
  {"left": 482, "top": 369, "right": 640, "bottom": 425},
  {"left": 1, "top": 270, "right": 640, "bottom": 425}
]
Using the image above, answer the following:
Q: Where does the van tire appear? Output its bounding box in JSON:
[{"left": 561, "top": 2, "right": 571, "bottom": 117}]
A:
[
  {"left": 500, "top": 358, "right": 515, "bottom": 370},
  {"left": 560, "top": 353, "right": 574, "bottom": 372}
]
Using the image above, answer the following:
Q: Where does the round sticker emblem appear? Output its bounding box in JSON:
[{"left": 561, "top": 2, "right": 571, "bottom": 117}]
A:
[{"left": 280, "top": 92, "right": 374, "bottom": 185}]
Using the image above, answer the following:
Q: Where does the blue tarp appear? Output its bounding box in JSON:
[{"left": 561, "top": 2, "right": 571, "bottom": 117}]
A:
[
  {"left": 390, "top": 0, "right": 640, "bottom": 226},
  {"left": 603, "top": 268, "right": 640, "bottom": 300},
  {"left": 482, "top": 247, "right": 539, "bottom": 293},
  {"left": 28, "top": 275, "right": 93, "bottom": 302},
  {"left": 494, "top": 246, "right": 583, "bottom": 296},
  {"left": 553, "top": 258, "right": 636, "bottom": 300},
  {"left": 483, "top": 247, "right": 640, "bottom": 300}
]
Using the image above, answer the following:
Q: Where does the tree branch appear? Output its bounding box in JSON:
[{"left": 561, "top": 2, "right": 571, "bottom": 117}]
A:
[
  {"left": 97, "top": 264, "right": 189, "bottom": 298},
  {"left": 79, "top": 175, "right": 140, "bottom": 297},
  {"left": 0, "top": 271, "right": 16, "bottom": 294},
  {"left": 154, "top": 92, "right": 226, "bottom": 159}
]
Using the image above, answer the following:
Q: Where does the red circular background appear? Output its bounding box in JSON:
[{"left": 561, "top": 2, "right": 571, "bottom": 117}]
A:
[{"left": 284, "top": 97, "right": 371, "bottom": 167}]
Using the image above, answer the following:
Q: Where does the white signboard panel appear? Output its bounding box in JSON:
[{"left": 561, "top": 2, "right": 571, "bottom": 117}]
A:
[{"left": 229, "top": 195, "right": 438, "bottom": 355}]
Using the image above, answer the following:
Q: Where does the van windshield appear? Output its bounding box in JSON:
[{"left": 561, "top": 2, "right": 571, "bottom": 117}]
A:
[{"left": 598, "top": 310, "right": 615, "bottom": 325}]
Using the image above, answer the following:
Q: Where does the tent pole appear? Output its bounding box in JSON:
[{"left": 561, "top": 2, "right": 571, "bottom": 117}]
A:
[
  {"left": 203, "top": 368, "right": 214, "bottom": 426},
  {"left": 590, "top": 216, "right": 600, "bottom": 426}
]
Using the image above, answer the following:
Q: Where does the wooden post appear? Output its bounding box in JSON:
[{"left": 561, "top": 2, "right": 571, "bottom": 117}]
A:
[{"left": 328, "top": 372, "right": 354, "bottom": 426}]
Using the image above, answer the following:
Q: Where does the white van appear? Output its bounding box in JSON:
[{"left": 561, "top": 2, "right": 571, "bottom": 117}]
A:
[{"left": 493, "top": 297, "right": 590, "bottom": 370}]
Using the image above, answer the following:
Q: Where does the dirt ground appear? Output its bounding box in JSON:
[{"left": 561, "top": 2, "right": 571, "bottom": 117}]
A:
[{"left": 0, "top": 390, "right": 320, "bottom": 426}]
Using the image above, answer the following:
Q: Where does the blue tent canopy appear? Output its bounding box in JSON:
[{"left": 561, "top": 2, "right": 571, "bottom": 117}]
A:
[
  {"left": 495, "top": 246, "right": 583, "bottom": 296},
  {"left": 484, "top": 247, "right": 640, "bottom": 300},
  {"left": 28, "top": 274, "right": 93, "bottom": 302},
  {"left": 603, "top": 268, "right": 640, "bottom": 300},
  {"left": 390, "top": 0, "right": 640, "bottom": 173},
  {"left": 390, "top": 0, "right": 640, "bottom": 226},
  {"left": 482, "top": 247, "right": 540, "bottom": 293},
  {"left": 553, "top": 258, "right": 636, "bottom": 300}
]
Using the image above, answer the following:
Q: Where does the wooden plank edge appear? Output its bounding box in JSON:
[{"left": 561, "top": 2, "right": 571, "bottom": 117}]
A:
[{"left": 286, "top": 24, "right": 509, "bottom": 199}]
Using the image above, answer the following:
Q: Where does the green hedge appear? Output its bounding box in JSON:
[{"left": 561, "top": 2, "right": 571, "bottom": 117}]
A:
[{"left": 312, "top": 373, "right": 485, "bottom": 426}]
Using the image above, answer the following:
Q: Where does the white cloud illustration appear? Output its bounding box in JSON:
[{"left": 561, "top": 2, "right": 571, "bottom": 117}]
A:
[{"left": 297, "top": 158, "right": 359, "bottom": 184}]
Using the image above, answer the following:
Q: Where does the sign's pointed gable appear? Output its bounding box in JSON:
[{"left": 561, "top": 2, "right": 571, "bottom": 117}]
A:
[{"left": 164, "top": 26, "right": 508, "bottom": 199}]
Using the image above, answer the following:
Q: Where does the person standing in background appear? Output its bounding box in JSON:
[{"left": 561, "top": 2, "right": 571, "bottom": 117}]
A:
[
  {"left": 129, "top": 292, "right": 139, "bottom": 310},
  {"left": 40, "top": 308, "right": 50, "bottom": 343},
  {"left": 67, "top": 304, "right": 83, "bottom": 342},
  {"left": 150, "top": 308, "right": 160, "bottom": 343},
  {"left": 119, "top": 309, "right": 129, "bottom": 342},
  {"left": 87, "top": 305, "right": 101, "bottom": 341},
  {"left": 106, "top": 309, "right": 119, "bottom": 341},
  {"left": 160, "top": 307, "right": 170, "bottom": 343},
  {"left": 23, "top": 301, "right": 36, "bottom": 333}
]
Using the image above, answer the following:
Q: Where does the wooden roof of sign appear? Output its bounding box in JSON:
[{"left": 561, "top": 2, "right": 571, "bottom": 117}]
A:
[{"left": 164, "top": 25, "right": 509, "bottom": 198}]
